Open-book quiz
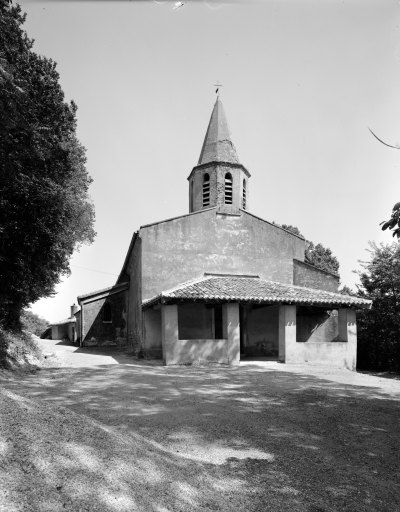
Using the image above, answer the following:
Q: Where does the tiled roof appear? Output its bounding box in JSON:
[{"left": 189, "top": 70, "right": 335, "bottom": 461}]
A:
[
  {"left": 78, "top": 282, "right": 129, "bottom": 302},
  {"left": 143, "top": 275, "right": 371, "bottom": 309},
  {"left": 50, "top": 317, "right": 76, "bottom": 326}
]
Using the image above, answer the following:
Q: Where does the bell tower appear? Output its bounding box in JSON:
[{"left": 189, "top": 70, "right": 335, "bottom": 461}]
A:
[{"left": 188, "top": 96, "right": 250, "bottom": 215}]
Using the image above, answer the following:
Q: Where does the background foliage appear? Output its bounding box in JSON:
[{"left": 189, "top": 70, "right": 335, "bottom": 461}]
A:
[
  {"left": 20, "top": 310, "right": 49, "bottom": 337},
  {"left": 356, "top": 242, "right": 400, "bottom": 372},
  {"left": 280, "top": 224, "right": 340, "bottom": 275}
]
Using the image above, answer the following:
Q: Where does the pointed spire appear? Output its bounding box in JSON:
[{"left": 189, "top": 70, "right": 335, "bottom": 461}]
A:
[{"left": 197, "top": 97, "right": 240, "bottom": 165}]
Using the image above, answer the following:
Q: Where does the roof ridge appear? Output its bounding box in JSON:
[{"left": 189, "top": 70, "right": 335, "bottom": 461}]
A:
[{"left": 204, "top": 273, "right": 260, "bottom": 278}]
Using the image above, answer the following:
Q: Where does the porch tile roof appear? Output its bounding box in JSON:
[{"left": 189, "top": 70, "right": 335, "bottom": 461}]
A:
[{"left": 143, "top": 274, "right": 371, "bottom": 309}]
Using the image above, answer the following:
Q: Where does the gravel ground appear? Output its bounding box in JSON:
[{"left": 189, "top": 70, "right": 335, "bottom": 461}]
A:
[{"left": 1, "top": 339, "right": 400, "bottom": 512}]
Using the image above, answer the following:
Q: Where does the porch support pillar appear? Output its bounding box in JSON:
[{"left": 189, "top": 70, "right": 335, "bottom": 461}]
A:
[
  {"left": 223, "top": 303, "right": 240, "bottom": 365},
  {"left": 278, "top": 305, "right": 297, "bottom": 363},
  {"left": 161, "top": 304, "right": 179, "bottom": 365},
  {"left": 338, "top": 308, "right": 357, "bottom": 370}
]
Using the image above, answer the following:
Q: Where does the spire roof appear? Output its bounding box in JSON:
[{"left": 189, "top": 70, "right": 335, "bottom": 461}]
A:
[{"left": 197, "top": 97, "right": 240, "bottom": 165}]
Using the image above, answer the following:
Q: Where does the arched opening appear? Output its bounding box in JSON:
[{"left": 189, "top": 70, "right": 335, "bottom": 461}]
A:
[
  {"left": 202, "top": 173, "right": 210, "bottom": 207},
  {"left": 242, "top": 179, "right": 246, "bottom": 210},
  {"left": 103, "top": 302, "right": 112, "bottom": 323},
  {"left": 224, "top": 173, "right": 233, "bottom": 204}
]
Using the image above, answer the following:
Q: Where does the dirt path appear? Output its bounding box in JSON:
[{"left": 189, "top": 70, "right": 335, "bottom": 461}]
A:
[{"left": 1, "top": 340, "right": 400, "bottom": 511}]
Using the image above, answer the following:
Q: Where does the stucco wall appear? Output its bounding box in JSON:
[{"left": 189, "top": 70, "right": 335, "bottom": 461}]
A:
[
  {"left": 281, "top": 307, "right": 357, "bottom": 370},
  {"left": 81, "top": 291, "right": 127, "bottom": 347},
  {"left": 140, "top": 209, "right": 305, "bottom": 300},
  {"left": 161, "top": 303, "right": 240, "bottom": 365},
  {"left": 143, "top": 307, "right": 162, "bottom": 358},
  {"left": 293, "top": 259, "right": 339, "bottom": 292}
]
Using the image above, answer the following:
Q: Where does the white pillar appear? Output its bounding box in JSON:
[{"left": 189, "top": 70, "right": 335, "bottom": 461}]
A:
[
  {"left": 161, "top": 304, "right": 179, "bottom": 365},
  {"left": 223, "top": 303, "right": 240, "bottom": 365},
  {"left": 278, "top": 305, "right": 297, "bottom": 363}
]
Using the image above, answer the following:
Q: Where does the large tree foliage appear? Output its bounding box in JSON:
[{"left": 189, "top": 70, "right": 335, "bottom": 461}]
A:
[
  {"left": 279, "top": 224, "right": 340, "bottom": 275},
  {"left": 0, "top": 1, "right": 95, "bottom": 328},
  {"left": 356, "top": 243, "right": 400, "bottom": 371}
]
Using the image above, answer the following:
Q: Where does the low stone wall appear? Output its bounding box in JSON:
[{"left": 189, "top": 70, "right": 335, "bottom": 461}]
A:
[{"left": 163, "top": 339, "right": 231, "bottom": 365}]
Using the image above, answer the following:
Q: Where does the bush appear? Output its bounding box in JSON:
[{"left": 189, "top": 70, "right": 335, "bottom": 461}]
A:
[{"left": 0, "top": 327, "right": 42, "bottom": 370}]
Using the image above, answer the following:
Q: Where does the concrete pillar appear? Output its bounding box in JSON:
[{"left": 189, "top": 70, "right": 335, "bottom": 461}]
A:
[
  {"left": 223, "top": 303, "right": 240, "bottom": 365},
  {"left": 338, "top": 308, "right": 357, "bottom": 370},
  {"left": 278, "top": 305, "right": 297, "bottom": 363},
  {"left": 161, "top": 304, "right": 179, "bottom": 365}
]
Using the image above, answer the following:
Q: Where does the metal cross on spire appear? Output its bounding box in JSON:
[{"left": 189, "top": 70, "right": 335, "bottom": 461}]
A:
[{"left": 214, "top": 83, "right": 223, "bottom": 96}]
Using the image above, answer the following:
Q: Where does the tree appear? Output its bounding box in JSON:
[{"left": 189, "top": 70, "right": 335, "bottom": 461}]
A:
[
  {"left": 20, "top": 310, "right": 49, "bottom": 337},
  {"left": 304, "top": 242, "right": 339, "bottom": 275},
  {"left": 338, "top": 285, "right": 356, "bottom": 296},
  {"left": 356, "top": 242, "right": 400, "bottom": 371},
  {"left": 381, "top": 202, "right": 400, "bottom": 239},
  {"left": 280, "top": 224, "right": 304, "bottom": 237},
  {"left": 0, "top": 1, "right": 95, "bottom": 328},
  {"left": 278, "top": 223, "right": 340, "bottom": 275}
]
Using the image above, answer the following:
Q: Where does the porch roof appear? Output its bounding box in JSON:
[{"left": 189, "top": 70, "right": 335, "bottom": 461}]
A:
[{"left": 142, "top": 274, "right": 371, "bottom": 309}]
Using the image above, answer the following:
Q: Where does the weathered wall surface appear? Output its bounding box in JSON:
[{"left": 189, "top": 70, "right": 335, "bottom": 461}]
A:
[
  {"left": 125, "top": 236, "right": 142, "bottom": 353},
  {"left": 81, "top": 291, "right": 127, "bottom": 347},
  {"left": 140, "top": 209, "right": 305, "bottom": 300},
  {"left": 143, "top": 307, "right": 162, "bottom": 358},
  {"left": 293, "top": 259, "right": 339, "bottom": 292}
]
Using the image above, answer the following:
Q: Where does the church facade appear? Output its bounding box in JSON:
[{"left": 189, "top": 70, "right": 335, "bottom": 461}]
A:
[{"left": 76, "top": 97, "right": 370, "bottom": 369}]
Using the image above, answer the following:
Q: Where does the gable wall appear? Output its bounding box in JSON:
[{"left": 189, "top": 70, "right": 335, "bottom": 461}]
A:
[
  {"left": 80, "top": 291, "right": 127, "bottom": 347},
  {"left": 124, "top": 235, "right": 142, "bottom": 353},
  {"left": 139, "top": 210, "right": 305, "bottom": 300},
  {"left": 293, "top": 259, "right": 339, "bottom": 292}
]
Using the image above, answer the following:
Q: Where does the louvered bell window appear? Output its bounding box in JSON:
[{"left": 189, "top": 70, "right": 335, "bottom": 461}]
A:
[
  {"left": 203, "top": 173, "right": 210, "bottom": 207},
  {"left": 224, "top": 173, "right": 233, "bottom": 204}
]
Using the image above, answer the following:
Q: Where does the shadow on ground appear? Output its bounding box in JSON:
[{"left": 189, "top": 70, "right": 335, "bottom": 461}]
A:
[{"left": 1, "top": 362, "right": 400, "bottom": 511}]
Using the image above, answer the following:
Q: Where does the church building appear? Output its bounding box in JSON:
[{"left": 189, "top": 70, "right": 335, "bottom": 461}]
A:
[{"left": 75, "top": 97, "right": 370, "bottom": 369}]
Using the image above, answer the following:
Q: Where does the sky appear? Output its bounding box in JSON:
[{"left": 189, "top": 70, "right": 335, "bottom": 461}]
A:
[{"left": 18, "top": 0, "right": 400, "bottom": 323}]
